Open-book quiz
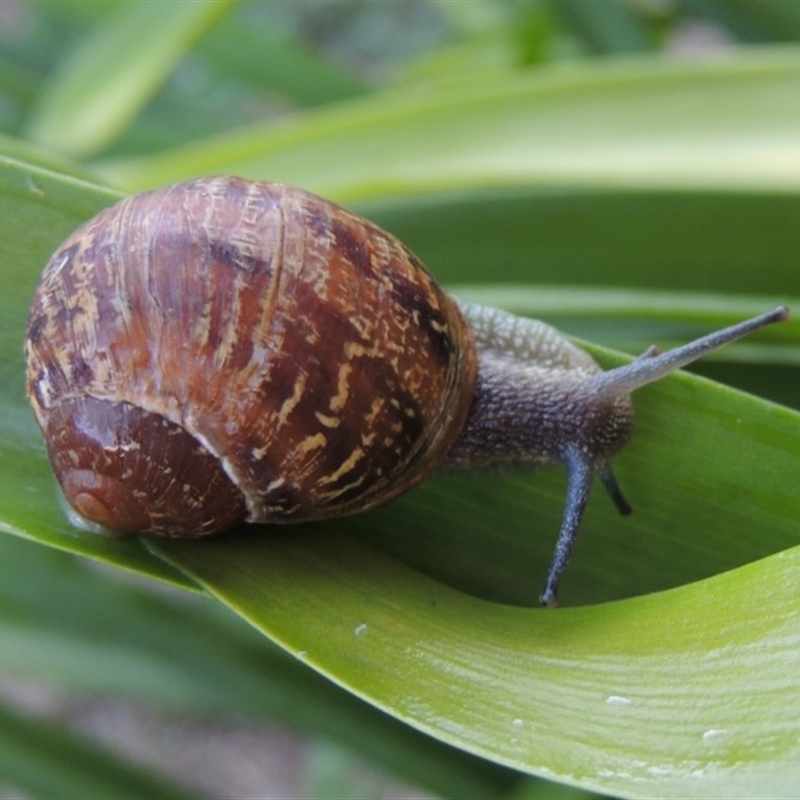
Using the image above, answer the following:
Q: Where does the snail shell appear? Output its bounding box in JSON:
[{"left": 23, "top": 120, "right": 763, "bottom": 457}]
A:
[{"left": 25, "top": 177, "right": 477, "bottom": 535}]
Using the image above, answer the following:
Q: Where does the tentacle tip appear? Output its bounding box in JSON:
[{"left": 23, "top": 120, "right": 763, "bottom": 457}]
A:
[
  {"left": 539, "top": 588, "right": 559, "bottom": 609},
  {"left": 638, "top": 344, "right": 660, "bottom": 360}
]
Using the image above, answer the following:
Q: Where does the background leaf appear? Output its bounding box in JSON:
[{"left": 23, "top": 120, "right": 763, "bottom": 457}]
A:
[
  {"left": 2, "top": 2, "right": 800, "bottom": 797},
  {"left": 24, "top": 0, "right": 233, "bottom": 158},
  {"left": 0, "top": 694, "right": 194, "bottom": 800},
  {"left": 98, "top": 51, "right": 800, "bottom": 197}
]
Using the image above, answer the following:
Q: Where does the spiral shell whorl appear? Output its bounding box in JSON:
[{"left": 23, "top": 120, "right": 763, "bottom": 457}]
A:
[{"left": 26, "top": 177, "right": 477, "bottom": 535}]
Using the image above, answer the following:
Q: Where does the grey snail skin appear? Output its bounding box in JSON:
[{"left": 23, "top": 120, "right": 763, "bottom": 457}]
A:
[{"left": 24, "top": 176, "right": 789, "bottom": 606}]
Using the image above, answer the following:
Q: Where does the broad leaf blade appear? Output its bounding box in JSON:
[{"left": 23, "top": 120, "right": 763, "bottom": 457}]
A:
[
  {"left": 148, "top": 529, "right": 800, "bottom": 799},
  {"left": 99, "top": 49, "right": 800, "bottom": 196},
  {"left": 357, "top": 188, "right": 800, "bottom": 297}
]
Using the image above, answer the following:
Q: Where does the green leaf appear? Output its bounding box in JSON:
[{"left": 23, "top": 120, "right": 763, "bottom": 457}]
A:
[
  {"left": 546, "top": 0, "right": 653, "bottom": 54},
  {"left": 0, "top": 132, "right": 98, "bottom": 179},
  {"left": 148, "top": 516, "right": 800, "bottom": 798},
  {"left": 353, "top": 188, "right": 800, "bottom": 298},
  {"left": 678, "top": 0, "right": 800, "bottom": 43},
  {"left": 24, "top": 0, "right": 234, "bottom": 158},
  {"left": 98, "top": 48, "right": 800, "bottom": 197},
  {"left": 198, "top": 11, "right": 368, "bottom": 106}
]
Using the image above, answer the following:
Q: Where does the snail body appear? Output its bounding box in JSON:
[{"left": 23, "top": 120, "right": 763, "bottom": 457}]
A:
[{"left": 25, "top": 176, "right": 788, "bottom": 605}]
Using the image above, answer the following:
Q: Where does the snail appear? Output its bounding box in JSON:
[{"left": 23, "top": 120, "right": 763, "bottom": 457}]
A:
[{"left": 25, "top": 176, "right": 788, "bottom": 606}]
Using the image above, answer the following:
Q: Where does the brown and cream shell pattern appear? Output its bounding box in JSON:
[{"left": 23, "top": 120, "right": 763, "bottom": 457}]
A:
[{"left": 26, "top": 177, "right": 478, "bottom": 536}]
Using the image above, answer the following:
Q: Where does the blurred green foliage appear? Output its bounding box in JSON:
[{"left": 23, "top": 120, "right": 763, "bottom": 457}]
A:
[{"left": 1, "top": 2, "right": 800, "bottom": 798}]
